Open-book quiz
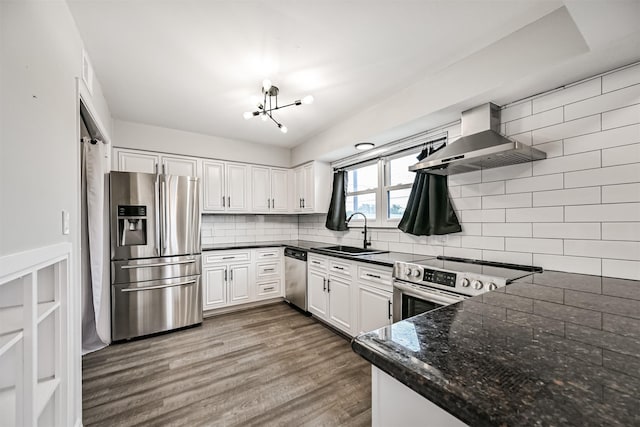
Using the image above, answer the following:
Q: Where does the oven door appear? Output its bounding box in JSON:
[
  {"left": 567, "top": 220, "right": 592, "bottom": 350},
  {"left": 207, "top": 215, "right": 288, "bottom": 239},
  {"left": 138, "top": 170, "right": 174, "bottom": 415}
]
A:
[{"left": 392, "top": 280, "right": 466, "bottom": 322}]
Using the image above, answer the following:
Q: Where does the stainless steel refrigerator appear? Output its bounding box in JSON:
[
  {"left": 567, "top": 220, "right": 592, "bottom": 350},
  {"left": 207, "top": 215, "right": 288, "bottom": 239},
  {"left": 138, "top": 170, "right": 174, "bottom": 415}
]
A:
[{"left": 109, "top": 171, "right": 202, "bottom": 341}]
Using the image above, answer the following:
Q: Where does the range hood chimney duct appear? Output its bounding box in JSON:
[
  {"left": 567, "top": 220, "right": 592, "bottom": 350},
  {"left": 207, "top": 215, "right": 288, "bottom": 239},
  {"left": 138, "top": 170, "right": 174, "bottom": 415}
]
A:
[{"left": 410, "top": 103, "right": 546, "bottom": 175}]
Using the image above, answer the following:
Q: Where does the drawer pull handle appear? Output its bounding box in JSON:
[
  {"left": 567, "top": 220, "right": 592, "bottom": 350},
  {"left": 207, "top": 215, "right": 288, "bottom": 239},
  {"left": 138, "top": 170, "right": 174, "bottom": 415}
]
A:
[
  {"left": 366, "top": 273, "right": 381, "bottom": 279},
  {"left": 122, "top": 280, "right": 196, "bottom": 292},
  {"left": 264, "top": 287, "right": 275, "bottom": 291},
  {"left": 264, "top": 268, "right": 275, "bottom": 272},
  {"left": 122, "top": 259, "right": 195, "bottom": 269},
  {"left": 334, "top": 266, "right": 344, "bottom": 270},
  {"left": 312, "top": 261, "right": 321, "bottom": 265},
  {"left": 222, "top": 256, "right": 235, "bottom": 260},
  {"left": 262, "top": 254, "right": 275, "bottom": 257}
]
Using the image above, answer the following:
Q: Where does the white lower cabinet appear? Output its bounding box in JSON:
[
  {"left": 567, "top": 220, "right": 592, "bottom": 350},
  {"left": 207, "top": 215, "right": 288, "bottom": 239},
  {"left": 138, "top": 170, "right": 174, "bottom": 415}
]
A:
[
  {"left": 203, "top": 248, "right": 283, "bottom": 312},
  {"left": 327, "top": 275, "right": 353, "bottom": 332},
  {"left": 308, "top": 269, "right": 329, "bottom": 318},
  {"left": 357, "top": 284, "right": 392, "bottom": 334}
]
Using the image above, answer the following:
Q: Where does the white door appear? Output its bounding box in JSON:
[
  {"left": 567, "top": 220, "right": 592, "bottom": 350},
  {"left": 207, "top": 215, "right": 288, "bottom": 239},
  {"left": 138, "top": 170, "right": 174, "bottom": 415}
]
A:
[
  {"left": 308, "top": 270, "right": 328, "bottom": 320},
  {"left": 251, "top": 166, "right": 271, "bottom": 212},
  {"left": 202, "top": 160, "right": 225, "bottom": 212},
  {"left": 226, "top": 163, "right": 248, "bottom": 211},
  {"left": 358, "top": 285, "right": 392, "bottom": 334},
  {"left": 328, "top": 275, "right": 352, "bottom": 334},
  {"left": 303, "top": 163, "right": 315, "bottom": 211},
  {"left": 293, "top": 166, "right": 304, "bottom": 212},
  {"left": 204, "top": 267, "right": 227, "bottom": 310},
  {"left": 162, "top": 155, "right": 198, "bottom": 177},
  {"left": 116, "top": 149, "right": 159, "bottom": 174},
  {"left": 228, "top": 264, "right": 250, "bottom": 304},
  {"left": 270, "top": 168, "right": 289, "bottom": 212}
]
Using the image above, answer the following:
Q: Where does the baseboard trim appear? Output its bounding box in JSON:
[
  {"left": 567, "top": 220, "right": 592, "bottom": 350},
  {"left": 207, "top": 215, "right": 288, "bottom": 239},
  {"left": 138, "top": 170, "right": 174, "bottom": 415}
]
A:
[{"left": 203, "top": 297, "right": 285, "bottom": 317}]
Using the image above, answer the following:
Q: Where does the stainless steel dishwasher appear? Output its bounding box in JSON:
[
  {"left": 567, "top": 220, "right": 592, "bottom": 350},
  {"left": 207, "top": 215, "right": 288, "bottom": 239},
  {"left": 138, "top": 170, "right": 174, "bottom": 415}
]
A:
[{"left": 284, "top": 247, "right": 307, "bottom": 312}]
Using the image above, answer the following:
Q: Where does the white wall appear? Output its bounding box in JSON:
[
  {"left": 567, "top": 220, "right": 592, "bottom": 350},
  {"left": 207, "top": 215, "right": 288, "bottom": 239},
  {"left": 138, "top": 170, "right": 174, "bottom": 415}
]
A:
[
  {"left": 0, "top": 1, "right": 113, "bottom": 425},
  {"left": 298, "top": 64, "right": 640, "bottom": 280},
  {"left": 114, "top": 120, "right": 291, "bottom": 167}
]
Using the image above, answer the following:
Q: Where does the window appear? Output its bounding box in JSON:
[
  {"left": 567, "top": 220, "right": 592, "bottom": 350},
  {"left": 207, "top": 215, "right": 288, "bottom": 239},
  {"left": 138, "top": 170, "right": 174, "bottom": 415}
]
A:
[{"left": 342, "top": 149, "right": 420, "bottom": 226}]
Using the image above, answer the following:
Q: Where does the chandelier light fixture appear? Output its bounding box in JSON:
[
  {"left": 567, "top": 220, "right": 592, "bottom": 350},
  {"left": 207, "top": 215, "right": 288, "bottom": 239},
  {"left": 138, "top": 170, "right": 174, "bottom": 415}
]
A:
[{"left": 243, "top": 79, "right": 314, "bottom": 133}]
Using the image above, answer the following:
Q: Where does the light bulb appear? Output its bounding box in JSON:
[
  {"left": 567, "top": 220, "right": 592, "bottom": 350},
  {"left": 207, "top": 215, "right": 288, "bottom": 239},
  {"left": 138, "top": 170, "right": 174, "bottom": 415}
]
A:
[
  {"left": 262, "top": 79, "right": 272, "bottom": 91},
  {"left": 243, "top": 111, "right": 253, "bottom": 120},
  {"left": 261, "top": 113, "right": 268, "bottom": 122},
  {"left": 280, "top": 125, "right": 288, "bottom": 134},
  {"left": 302, "top": 95, "right": 314, "bottom": 105}
]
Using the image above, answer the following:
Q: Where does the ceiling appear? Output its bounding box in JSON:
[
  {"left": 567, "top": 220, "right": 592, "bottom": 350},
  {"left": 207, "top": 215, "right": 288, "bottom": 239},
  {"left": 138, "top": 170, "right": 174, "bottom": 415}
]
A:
[{"left": 67, "top": 0, "right": 570, "bottom": 148}]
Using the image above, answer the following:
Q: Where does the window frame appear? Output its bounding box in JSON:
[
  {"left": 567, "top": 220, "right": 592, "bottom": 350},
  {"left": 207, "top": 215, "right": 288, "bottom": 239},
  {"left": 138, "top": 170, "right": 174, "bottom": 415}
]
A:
[
  {"left": 382, "top": 149, "right": 420, "bottom": 226},
  {"left": 345, "top": 160, "right": 381, "bottom": 226}
]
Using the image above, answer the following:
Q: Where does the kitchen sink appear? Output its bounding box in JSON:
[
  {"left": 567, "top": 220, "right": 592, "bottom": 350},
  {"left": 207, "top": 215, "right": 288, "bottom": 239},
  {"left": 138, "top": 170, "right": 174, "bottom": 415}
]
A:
[{"left": 318, "top": 245, "right": 389, "bottom": 255}]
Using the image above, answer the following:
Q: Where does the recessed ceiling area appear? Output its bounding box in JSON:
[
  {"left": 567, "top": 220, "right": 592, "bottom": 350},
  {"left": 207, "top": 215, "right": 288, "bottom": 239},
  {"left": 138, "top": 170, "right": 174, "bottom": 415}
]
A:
[{"left": 67, "top": 0, "right": 574, "bottom": 149}]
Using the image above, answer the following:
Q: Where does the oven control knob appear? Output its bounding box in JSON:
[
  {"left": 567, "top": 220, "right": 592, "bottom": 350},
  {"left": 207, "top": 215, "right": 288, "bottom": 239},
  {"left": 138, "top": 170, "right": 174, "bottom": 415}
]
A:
[
  {"left": 404, "top": 267, "right": 412, "bottom": 277},
  {"left": 461, "top": 278, "right": 471, "bottom": 287},
  {"left": 488, "top": 282, "right": 497, "bottom": 291},
  {"left": 472, "top": 280, "right": 483, "bottom": 290},
  {"left": 411, "top": 269, "right": 421, "bottom": 278}
]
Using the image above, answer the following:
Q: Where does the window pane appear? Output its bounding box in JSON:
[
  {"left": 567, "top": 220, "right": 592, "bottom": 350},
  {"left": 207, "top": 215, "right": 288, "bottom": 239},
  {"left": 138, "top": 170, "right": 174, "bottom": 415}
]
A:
[
  {"left": 388, "top": 188, "right": 412, "bottom": 219},
  {"left": 389, "top": 153, "right": 418, "bottom": 186},
  {"left": 347, "top": 164, "right": 378, "bottom": 193},
  {"left": 346, "top": 193, "right": 376, "bottom": 220}
]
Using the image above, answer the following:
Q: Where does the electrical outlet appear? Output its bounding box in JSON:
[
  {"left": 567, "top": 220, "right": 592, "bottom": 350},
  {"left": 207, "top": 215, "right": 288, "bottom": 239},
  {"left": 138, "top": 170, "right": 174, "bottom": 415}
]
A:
[{"left": 62, "top": 210, "right": 70, "bottom": 235}]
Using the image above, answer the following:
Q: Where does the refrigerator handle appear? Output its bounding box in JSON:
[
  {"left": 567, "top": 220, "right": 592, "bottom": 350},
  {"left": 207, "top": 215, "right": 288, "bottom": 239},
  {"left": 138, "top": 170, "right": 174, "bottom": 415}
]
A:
[
  {"left": 161, "top": 178, "right": 168, "bottom": 250},
  {"left": 155, "top": 176, "right": 161, "bottom": 255}
]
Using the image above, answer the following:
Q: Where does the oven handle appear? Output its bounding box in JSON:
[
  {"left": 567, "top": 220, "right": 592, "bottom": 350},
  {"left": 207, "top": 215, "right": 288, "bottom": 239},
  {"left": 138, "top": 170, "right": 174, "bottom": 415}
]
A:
[{"left": 392, "top": 280, "right": 466, "bottom": 306}]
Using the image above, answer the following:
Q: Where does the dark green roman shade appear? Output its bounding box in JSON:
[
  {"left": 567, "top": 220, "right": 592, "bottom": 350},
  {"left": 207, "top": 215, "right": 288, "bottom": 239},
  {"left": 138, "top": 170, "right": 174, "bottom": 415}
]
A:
[{"left": 325, "top": 170, "right": 348, "bottom": 231}]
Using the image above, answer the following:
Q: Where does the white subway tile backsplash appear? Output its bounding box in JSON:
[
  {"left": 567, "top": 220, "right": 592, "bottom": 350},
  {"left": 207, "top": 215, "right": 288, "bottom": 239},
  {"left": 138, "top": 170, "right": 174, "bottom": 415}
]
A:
[
  {"left": 482, "top": 223, "right": 532, "bottom": 237},
  {"left": 602, "top": 143, "right": 640, "bottom": 167},
  {"left": 461, "top": 182, "right": 505, "bottom": 197},
  {"left": 602, "top": 183, "right": 640, "bottom": 203},
  {"left": 482, "top": 163, "right": 532, "bottom": 182},
  {"left": 509, "top": 132, "right": 533, "bottom": 145},
  {"left": 448, "top": 185, "right": 461, "bottom": 198},
  {"left": 534, "top": 254, "right": 602, "bottom": 276},
  {"left": 483, "top": 193, "right": 531, "bottom": 209},
  {"left": 565, "top": 203, "right": 640, "bottom": 222},
  {"left": 506, "top": 174, "right": 563, "bottom": 193},
  {"left": 532, "top": 151, "right": 601, "bottom": 175},
  {"left": 460, "top": 236, "right": 504, "bottom": 251},
  {"left": 461, "top": 209, "right": 505, "bottom": 223},
  {"left": 448, "top": 171, "right": 481, "bottom": 186},
  {"left": 565, "top": 240, "right": 640, "bottom": 261},
  {"left": 505, "top": 107, "right": 563, "bottom": 135},
  {"left": 565, "top": 163, "right": 640, "bottom": 188},
  {"left": 459, "top": 223, "right": 482, "bottom": 236},
  {"left": 531, "top": 115, "right": 601, "bottom": 144},
  {"left": 564, "top": 124, "right": 640, "bottom": 155},
  {"left": 533, "top": 223, "right": 601, "bottom": 239},
  {"left": 501, "top": 101, "right": 532, "bottom": 122},
  {"left": 506, "top": 238, "right": 563, "bottom": 254},
  {"left": 535, "top": 140, "right": 564, "bottom": 158},
  {"left": 533, "top": 187, "right": 600, "bottom": 207},
  {"left": 602, "top": 223, "right": 640, "bottom": 241},
  {"left": 451, "top": 197, "right": 482, "bottom": 210},
  {"left": 444, "top": 246, "right": 483, "bottom": 259},
  {"left": 603, "top": 64, "right": 640, "bottom": 93},
  {"left": 482, "top": 250, "right": 533, "bottom": 266},
  {"left": 506, "top": 207, "right": 564, "bottom": 223},
  {"left": 565, "top": 84, "right": 640, "bottom": 121},
  {"left": 533, "top": 78, "right": 601, "bottom": 114},
  {"left": 602, "top": 259, "right": 640, "bottom": 280},
  {"left": 602, "top": 104, "right": 640, "bottom": 129}
]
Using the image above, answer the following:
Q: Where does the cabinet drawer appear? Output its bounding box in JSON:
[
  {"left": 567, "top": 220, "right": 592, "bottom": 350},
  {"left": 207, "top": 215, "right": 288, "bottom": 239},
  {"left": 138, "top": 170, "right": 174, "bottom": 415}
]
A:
[
  {"left": 257, "top": 280, "right": 281, "bottom": 298},
  {"left": 358, "top": 265, "right": 392, "bottom": 291},
  {"left": 257, "top": 261, "right": 280, "bottom": 278},
  {"left": 329, "top": 259, "right": 353, "bottom": 277},
  {"left": 203, "top": 251, "right": 251, "bottom": 265},
  {"left": 256, "top": 248, "right": 281, "bottom": 259},
  {"left": 308, "top": 255, "right": 327, "bottom": 270}
]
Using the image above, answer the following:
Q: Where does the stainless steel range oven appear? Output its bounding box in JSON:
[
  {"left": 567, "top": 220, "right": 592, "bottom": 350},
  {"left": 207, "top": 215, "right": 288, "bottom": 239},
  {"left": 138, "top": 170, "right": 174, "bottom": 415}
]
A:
[{"left": 392, "top": 257, "right": 538, "bottom": 322}]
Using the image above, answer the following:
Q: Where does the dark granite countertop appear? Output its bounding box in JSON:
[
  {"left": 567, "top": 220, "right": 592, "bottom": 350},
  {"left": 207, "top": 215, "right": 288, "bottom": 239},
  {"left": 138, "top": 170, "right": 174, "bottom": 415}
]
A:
[
  {"left": 202, "top": 240, "right": 433, "bottom": 268},
  {"left": 352, "top": 271, "right": 640, "bottom": 426}
]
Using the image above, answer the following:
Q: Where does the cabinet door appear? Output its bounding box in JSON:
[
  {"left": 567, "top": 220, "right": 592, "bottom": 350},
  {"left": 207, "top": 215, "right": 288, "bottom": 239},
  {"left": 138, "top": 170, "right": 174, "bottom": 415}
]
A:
[
  {"left": 202, "top": 160, "right": 225, "bottom": 212},
  {"left": 328, "top": 275, "right": 353, "bottom": 334},
  {"left": 250, "top": 166, "right": 271, "bottom": 212},
  {"left": 228, "top": 264, "right": 250, "bottom": 304},
  {"left": 270, "top": 168, "right": 289, "bottom": 212},
  {"left": 302, "top": 163, "right": 315, "bottom": 211},
  {"left": 308, "top": 270, "right": 328, "bottom": 320},
  {"left": 358, "top": 285, "right": 392, "bottom": 334},
  {"left": 226, "top": 163, "right": 248, "bottom": 211},
  {"left": 292, "top": 166, "right": 304, "bottom": 212},
  {"left": 116, "top": 149, "right": 159, "bottom": 174},
  {"left": 204, "top": 267, "right": 227, "bottom": 310},
  {"left": 162, "top": 155, "right": 198, "bottom": 177}
]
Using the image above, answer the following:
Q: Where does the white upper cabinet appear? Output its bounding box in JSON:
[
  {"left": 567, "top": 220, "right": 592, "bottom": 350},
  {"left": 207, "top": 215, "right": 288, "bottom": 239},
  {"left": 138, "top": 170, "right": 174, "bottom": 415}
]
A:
[
  {"left": 115, "top": 148, "right": 159, "bottom": 174},
  {"left": 250, "top": 166, "right": 289, "bottom": 213},
  {"left": 292, "top": 161, "right": 332, "bottom": 213},
  {"left": 161, "top": 155, "right": 199, "bottom": 177},
  {"left": 202, "top": 160, "right": 248, "bottom": 213}
]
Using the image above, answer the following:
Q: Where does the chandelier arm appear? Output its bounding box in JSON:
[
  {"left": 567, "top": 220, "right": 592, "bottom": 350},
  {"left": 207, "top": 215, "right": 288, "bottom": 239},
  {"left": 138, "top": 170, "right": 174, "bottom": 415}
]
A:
[
  {"left": 268, "top": 114, "right": 282, "bottom": 127},
  {"left": 262, "top": 102, "right": 302, "bottom": 113}
]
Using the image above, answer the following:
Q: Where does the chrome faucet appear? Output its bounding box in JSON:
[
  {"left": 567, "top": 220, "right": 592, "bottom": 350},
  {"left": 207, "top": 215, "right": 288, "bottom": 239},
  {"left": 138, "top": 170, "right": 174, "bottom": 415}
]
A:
[{"left": 347, "top": 212, "right": 371, "bottom": 249}]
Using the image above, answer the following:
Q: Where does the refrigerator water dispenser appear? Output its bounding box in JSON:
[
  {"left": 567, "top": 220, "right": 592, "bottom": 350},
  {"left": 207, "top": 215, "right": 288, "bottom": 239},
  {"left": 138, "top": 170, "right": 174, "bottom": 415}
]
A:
[{"left": 117, "top": 205, "right": 147, "bottom": 246}]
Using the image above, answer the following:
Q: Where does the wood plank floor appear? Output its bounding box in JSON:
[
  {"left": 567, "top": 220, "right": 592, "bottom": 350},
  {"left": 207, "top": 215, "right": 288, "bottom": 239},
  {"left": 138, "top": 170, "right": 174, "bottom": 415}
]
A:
[{"left": 82, "top": 302, "right": 372, "bottom": 426}]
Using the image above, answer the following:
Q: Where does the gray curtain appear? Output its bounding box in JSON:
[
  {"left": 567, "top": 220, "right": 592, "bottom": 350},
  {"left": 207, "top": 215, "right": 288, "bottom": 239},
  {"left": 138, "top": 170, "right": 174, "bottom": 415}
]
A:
[
  {"left": 398, "top": 144, "right": 461, "bottom": 236},
  {"left": 325, "top": 170, "right": 348, "bottom": 231}
]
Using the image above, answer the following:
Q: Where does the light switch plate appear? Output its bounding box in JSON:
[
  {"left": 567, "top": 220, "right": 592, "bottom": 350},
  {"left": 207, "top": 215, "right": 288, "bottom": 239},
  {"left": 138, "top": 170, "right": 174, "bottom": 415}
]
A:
[{"left": 62, "top": 210, "right": 70, "bottom": 235}]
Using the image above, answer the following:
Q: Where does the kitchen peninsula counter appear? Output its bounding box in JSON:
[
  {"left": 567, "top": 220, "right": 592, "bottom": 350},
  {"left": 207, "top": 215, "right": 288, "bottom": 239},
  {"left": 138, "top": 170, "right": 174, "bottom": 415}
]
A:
[{"left": 352, "top": 270, "right": 640, "bottom": 426}]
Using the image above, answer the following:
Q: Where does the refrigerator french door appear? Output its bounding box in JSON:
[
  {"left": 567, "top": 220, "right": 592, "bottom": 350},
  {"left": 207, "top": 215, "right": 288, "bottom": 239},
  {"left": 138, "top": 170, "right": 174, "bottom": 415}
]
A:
[{"left": 110, "top": 171, "right": 202, "bottom": 341}]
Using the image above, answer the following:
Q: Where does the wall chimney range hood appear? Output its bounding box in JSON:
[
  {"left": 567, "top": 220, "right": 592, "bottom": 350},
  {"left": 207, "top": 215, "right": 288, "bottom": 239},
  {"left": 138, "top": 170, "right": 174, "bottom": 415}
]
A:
[{"left": 410, "top": 103, "right": 546, "bottom": 175}]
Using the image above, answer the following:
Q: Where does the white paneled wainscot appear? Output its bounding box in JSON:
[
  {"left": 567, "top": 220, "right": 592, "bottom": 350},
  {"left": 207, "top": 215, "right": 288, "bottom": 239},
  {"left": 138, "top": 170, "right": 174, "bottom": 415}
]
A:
[{"left": 299, "top": 64, "right": 640, "bottom": 280}]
